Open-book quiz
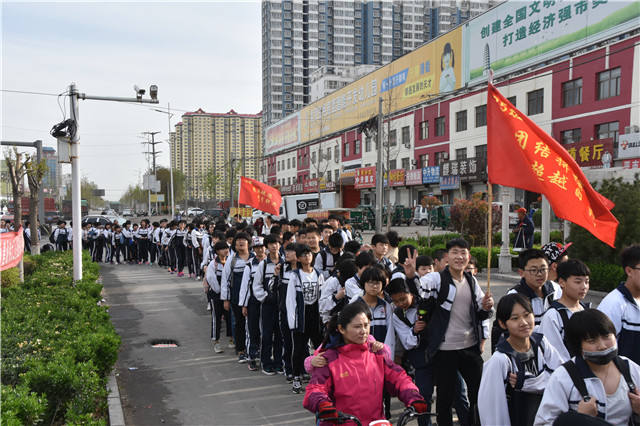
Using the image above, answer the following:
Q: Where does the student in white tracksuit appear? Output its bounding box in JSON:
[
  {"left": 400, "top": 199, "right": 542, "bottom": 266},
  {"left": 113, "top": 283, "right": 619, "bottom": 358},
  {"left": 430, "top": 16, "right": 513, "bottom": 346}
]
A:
[
  {"left": 534, "top": 309, "right": 640, "bottom": 425},
  {"left": 479, "top": 293, "right": 563, "bottom": 426}
]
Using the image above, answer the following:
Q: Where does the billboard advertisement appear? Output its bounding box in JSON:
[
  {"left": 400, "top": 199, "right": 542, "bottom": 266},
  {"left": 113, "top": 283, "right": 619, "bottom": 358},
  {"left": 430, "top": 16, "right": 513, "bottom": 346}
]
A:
[
  {"left": 388, "top": 169, "right": 406, "bottom": 187},
  {"left": 405, "top": 169, "right": 423, "bottom": 186},
  {"left": 355, "top": 166, "right": 377, "bottom": 189},
  {"left": 463, "top": 1, "right": 640, "bottom": 85},
  {"left": 265, "top": 112, "right": 300, "bottom": 156},
  {"left": 618, "top": 133, "right": 640, "bottom": 160},
  {"left": 563, "top": 138, "right": 614, "bottom": 167},
  {"left": 282, "top": 27, "right": 463, "bottom": 147}
]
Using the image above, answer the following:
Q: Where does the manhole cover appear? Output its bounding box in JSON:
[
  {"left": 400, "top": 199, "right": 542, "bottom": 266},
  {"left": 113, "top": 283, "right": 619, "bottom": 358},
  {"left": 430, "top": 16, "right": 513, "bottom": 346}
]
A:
[{"left": 150, "top": 339, "right": 179, "bottom": 348}]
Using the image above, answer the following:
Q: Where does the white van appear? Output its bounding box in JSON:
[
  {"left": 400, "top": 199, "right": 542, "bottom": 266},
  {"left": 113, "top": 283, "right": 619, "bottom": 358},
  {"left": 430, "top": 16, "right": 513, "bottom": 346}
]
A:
[{"left": 413, "top": 206, "right": 430, "bottom": 226}]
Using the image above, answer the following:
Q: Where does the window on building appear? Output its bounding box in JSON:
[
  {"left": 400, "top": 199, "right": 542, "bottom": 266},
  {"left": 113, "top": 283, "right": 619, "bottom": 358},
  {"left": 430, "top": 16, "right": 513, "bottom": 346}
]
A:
[
  {"left": 475, "top": 144, "right": 487, "bottom": 159},
  {"left": 507, "top": 96, "right": 517, "bottom": 107},
  {"left": 365, "top": 136, "right": 372, "bottom": 152},
  {"left": 277, "top": 161, "right": 280, "bottom": 172},
  {"left": 326, "top": 147, "right": 331, "bottom": 160},
  {"left": 389, "top": 159, "right": 397, "bottom": 170},
  {"left": 562, "top": 78, "right": 583, "bottom": 107},
  {"left": 560, "top": 128, "right": 581, "bottom": 144},
  {"left": 595, "top": 121, "right": 619, "bottom": 144},
  {"left": 355, "top": 139, "right": 361, "bottom": 155},
  {"left": 456, "top": 110, "right": 467, "bottom": 132},
  {"left": 335, "top": 169, "right": 340, "bottom": 182},
  {"left": 597, "top": 67, "right": 621, "bottom": 100},
  {"left": 292, "top": 157, "right": 296, "bottom": 168},
  {"left": 456, "top": 148, "right": 467, "bottom": 160},
  {"left": 389, "top": 129, "right": 397, "bottom": 146},
  {"left": 287, "top": 158, "right": 291, "bottom": 168},
  {"left": 527, "top": 89, "right": 544, "bottom": 115},
  {"left": 434, "top": 151, "right": 448, "bottom": 165},
  {"left": 401, "top": 126, "right": 410, "bottom": 147},
  {"left": 435, "top": 117, "right": 446, "bottom": 136},
  {"left": 420, "top": 120, "right": 428, "bottom": 139},
  {"left": 326, "top": 170, "right": 332, "bottom": 182},
  {"left": 401, "top": 157, "right": 410, "bottom": 170},
  {"left": 475, "top": 104, "right": 487, "bottom": 127},
  {"left": 419, "top": 154, "right": 429, "bottom": 167},
  {"left": 312, "top": 151, "right": 316, "bottom": 164},
  {"left": 344, "top": 141, "right": 350, "bottom": 157}
]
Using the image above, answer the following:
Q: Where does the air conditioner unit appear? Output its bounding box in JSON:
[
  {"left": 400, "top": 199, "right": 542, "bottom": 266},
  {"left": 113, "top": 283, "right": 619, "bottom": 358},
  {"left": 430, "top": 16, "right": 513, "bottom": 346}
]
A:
[
  {"left": 443, "top": 152, "right": 450, "bottom": 160},
  {"left": 404, "top": 141, "right": 411, "bottom": 149},
  {"left": 625, "top": 126, "right": 632, "bottom": 134}
]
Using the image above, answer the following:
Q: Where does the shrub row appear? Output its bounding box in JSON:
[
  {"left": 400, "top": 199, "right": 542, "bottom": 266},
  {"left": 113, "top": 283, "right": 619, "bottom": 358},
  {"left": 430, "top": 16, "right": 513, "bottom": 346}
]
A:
[{"left": 1, "top": 251, "right": 120, "bottom": 425}]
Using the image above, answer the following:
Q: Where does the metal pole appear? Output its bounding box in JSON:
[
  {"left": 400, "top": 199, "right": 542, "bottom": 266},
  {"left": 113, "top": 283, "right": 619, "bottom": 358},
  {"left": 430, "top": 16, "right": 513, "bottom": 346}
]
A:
[
  {"left": 375, "top": 97, "right": 384, "bottom": 232},
  {"left": 168, "top": 103, "right": 175, "bottom": 218},
  {"left": 541, "top": 195, "right": 551, "bottom": 245},
  {"left": 498, "top": 186, "right": 512, "bottom": 273},
  {"left": 69, "top": 83, "right": 82, "bottom": 282},
  {"left": 35, "top": 140, "right": 45, "bottom": 225}
]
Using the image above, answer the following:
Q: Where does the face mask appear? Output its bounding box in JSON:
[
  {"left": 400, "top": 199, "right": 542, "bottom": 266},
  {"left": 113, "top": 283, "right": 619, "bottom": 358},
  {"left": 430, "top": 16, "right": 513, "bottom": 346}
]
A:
[{"left": 583, "top": 346, "right": 617, "bottom": 365}]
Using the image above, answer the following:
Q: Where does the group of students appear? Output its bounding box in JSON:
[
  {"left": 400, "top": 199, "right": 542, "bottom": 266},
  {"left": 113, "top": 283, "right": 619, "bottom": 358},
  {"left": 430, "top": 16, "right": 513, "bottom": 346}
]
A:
[{"left": 195, "top": 210, "right": 640, "bottom": 425}]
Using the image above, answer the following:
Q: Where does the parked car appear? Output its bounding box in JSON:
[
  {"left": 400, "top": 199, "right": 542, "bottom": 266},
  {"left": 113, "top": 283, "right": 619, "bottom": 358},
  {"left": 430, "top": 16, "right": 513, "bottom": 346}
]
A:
[
  {"left": 122, "top": 208, "right": 134, "bottom": 217},
  {"left": 81, "top": 215, "right": 126, "bottom": 227},
  {"left": 187, "top": 207, "right": 204, "bottom": 217},
  {"left": 201, "top": 209, "right": 225, "bottom": 220}
]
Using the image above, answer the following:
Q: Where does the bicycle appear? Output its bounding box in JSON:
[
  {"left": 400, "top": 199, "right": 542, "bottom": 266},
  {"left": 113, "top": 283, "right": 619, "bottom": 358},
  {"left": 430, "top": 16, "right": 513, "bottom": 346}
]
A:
[{"left": 331, "top": 406, "right": 431, "bottom": 425}]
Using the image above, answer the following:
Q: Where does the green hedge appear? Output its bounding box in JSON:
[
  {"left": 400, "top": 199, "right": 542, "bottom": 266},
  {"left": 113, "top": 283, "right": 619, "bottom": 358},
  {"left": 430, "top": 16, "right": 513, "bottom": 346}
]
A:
[
  {"left": 1, "top": 251, "right": 120, "bottom": 425},
  {"left": 586, "top": 262, "right": 625, "bottom": 293}
]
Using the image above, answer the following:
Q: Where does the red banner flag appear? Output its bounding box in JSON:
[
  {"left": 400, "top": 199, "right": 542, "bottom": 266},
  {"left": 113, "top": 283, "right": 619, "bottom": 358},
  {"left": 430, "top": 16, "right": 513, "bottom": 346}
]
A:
[
  {"left": 1, "top": 227, "right": 25, "bottom": 271},
  {"left": 238, "top": 177, "right": 282, "bottom": 216},
  {"left": 487, "top": 83, "right": 618, "bottom": 247}
]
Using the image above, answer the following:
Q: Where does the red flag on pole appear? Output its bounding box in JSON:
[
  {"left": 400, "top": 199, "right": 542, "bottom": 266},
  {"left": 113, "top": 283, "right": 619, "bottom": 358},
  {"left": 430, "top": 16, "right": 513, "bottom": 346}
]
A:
[
  {"left": 238, "top": 177, "right": 282, "bottom": 216},
  {"left": 487, "top": 83, "right": 618, "bottom": 247}
]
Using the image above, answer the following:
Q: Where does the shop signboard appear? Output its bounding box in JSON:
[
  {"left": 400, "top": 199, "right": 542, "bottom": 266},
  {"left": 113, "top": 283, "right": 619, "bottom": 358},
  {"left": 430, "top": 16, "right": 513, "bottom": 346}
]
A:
[
  {"left": 388, "top": 169, "right": 406, "bottom": 187},
  {"left": 405, "top": 169, "right": 423, "bottom": 186},
  {"left": 355, "top": 166, "right": 376, "bottom": 189},
  {"left": 422, "top": 166, "right": 440, "bottom": 184},
  {"left": 622, "top": 158, "right": 640, "bottom": 169},
  {"left": 463, "top": 1, "right": 639, "bottom": 85},
  {"left": 440, "top": 156, "right": 487, "bottom": 182},
  {"left": 563, "top": 138, "right": 614, "bottom": 167},
  {"left": 440, "top": 175, "right": 461, "bottom": 191},
  {"left": 618, "top": 133, "right": 640, "bottom": 160}
]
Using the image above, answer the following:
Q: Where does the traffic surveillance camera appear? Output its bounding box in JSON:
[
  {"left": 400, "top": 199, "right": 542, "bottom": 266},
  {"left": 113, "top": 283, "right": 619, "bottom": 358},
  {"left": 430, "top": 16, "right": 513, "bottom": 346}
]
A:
[
  {"left": 134, "top": 84, "right": 146, "bottom": 100},
  {"left": 149, "top": 85, "right": 158, "bottom": 100}
]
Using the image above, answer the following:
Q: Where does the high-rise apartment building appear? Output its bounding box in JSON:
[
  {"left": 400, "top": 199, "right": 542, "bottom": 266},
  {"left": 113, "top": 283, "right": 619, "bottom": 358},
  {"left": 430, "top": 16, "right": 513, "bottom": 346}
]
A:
[
  {"left": 170, "top": 109, "right": 262, "bottom": 201},
  {"left": 42, "top": 146, "right": 58, "bottom": 195},
  {"left": 262, "top": 0, "right": 495, "bottom": 126}
]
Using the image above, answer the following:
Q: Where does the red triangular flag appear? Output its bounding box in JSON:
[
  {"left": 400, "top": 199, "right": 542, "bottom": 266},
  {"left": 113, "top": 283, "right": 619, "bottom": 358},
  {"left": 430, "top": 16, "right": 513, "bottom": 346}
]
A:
[
  {"left": 238, "top": 177, "right": 282, "bottom": 216},
  {"left": 487, "top": 83, "right": 618, "bottom": 247}
]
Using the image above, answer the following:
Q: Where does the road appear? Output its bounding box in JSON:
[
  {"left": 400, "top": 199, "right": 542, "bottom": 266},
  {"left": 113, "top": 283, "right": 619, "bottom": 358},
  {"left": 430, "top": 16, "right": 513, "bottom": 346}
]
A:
[{"left": 102, "top": 263, "right": 605, "bottom": 425}]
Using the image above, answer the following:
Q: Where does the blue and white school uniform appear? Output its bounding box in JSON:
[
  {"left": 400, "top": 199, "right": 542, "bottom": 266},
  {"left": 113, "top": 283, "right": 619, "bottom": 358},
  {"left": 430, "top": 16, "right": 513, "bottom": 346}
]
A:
[{"left": 598, "top": 283, "right": 640, "bottom": 365}]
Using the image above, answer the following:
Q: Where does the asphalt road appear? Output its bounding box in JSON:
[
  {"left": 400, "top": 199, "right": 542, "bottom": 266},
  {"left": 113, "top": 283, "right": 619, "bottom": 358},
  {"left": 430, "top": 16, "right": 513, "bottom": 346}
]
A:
[{"left": 102, "top": 263, "right": 605, "bottom": 426}]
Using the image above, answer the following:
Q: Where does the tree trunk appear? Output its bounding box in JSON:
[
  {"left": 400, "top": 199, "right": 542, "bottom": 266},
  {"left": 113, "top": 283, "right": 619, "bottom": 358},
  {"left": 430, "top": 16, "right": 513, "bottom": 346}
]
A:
[
  {"left": 29, "top": 194, "right": 40, "bottom": 255},
  {"left": 6, "top": 152, "right": 25, "bottom": 282}
]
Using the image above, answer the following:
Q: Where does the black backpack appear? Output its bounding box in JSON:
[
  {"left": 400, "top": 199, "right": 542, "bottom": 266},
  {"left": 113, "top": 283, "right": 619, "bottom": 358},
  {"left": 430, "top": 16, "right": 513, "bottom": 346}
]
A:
[{"left": 505, "top": 337, "right": 545, "bottom": 426}]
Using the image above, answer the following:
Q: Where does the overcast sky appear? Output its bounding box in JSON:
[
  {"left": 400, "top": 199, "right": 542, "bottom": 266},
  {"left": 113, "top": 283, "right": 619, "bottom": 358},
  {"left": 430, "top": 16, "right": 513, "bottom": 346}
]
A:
[{"left": 2, "top": 1, "right": 261, "bottom": 201}]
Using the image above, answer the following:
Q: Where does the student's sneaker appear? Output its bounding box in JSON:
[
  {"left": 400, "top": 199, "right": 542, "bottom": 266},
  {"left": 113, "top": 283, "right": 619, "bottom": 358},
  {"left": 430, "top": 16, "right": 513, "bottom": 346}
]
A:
[
  {"left": 286, "top": 374, "right": 294, "bottom": 383},
  {"left": 228, "top": 338, "right": 235, "bottom": 349},
  {"left": 213, "top": 342, "right": 224, "bottom": 353},
  {"left": 149, "top": 262, "right": 153, "bottom": 266},
  {"left": 262, "top": 366, "right": 276, "bottom": 376},
  {"left": 177, "top": 272, "right": 184, "bottom": 277},
  {"left": 274, "top": 366, "right": 284, "bottom": 375},
  {"left": 302, "top": 373, "right": 310, "bottom": 383},
  {"left": 206, "top": 303, "right": 212, "bottom": 311},
  {"left": 237, "top": 353, "right": 248, "bottom": 363},
  {"left": 291, "top": 377, "right": 302, "bottom": 394},
  {"left": 247, "top": 360, "right": 259, "bottom": 371}
]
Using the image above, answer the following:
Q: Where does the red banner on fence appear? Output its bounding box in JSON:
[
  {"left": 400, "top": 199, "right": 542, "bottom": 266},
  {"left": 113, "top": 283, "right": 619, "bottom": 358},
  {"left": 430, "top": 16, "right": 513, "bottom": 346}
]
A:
[{"left": 1, "top": 227, "right": 24, "bottom": 271}]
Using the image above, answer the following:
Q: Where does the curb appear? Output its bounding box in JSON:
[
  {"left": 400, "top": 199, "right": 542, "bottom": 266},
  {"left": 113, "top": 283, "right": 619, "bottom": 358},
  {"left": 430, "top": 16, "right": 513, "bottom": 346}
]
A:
[{"left": 107, "top": 371, "right": 125, "bottom": 426}]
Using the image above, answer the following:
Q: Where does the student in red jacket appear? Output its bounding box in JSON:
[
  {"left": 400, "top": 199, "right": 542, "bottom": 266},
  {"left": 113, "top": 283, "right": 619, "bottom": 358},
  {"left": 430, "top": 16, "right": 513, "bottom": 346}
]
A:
[{"left": 303, "top": 302, "right": 427, "bottom": 425}]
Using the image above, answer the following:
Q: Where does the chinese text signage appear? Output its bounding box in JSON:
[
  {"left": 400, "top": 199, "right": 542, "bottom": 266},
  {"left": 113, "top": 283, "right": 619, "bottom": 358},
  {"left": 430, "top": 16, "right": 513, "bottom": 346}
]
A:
[
  {"left": 388, "top": 169, "right": 406, "bottom": 187},
  {"left": 405, "top": 169, "right": 423, "bottom": 186},
  {"left": 440, "top": 157, "right": 487, "bottom": 182},
  {"left": 0, "top": 227, "right": 24, "bottom": 271},
  {"left": 563, "top": 139, "right": 614, "bottom": 167},
  {"left": 355, "top": 166, "right": 376, "bottom": 189},
  {"left": 618, "top": 133, "right": 640, "bottom": 160},
  {"left": 440, "top": 176, "right": 461, "bottom": 190},
  {"left": 422, "top": 166, "right": 440, "bottom": 184}
]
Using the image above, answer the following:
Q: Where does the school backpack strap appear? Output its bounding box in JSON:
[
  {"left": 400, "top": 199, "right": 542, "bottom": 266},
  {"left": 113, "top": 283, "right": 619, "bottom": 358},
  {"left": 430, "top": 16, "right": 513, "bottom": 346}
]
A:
[
  {"left": 394, "top": 306, "right": 414, "bottom": 330},
  {"left": 612, "top": 356, "right": 638, "bottom": 393},
  {"left": 561, "top": 360, "right": 590, "bottom": 402}
]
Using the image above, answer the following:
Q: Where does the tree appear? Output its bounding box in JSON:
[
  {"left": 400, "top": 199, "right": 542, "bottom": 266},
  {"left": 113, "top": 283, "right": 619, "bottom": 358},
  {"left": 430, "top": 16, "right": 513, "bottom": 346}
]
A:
[
  {"left": 24, "top": 154, "right": 48, "bottom": 255},
  {"left": 569, "top": 175, "right": 640, "bottom": 265},
  {"left": 203, "top": 168, "right": 223, "bottom": 201},
  {"left": 156, "top": 167, "right": 185, "bottom": 210},
  {"left": 65, "top": 177, "right": 105, "bottom": 209},
  {"left": 450, "top": 193, "right": 501, "bottom": 246},
  {"left": 119, "top": 184, "right": 147, "bottom": 207},
  {"left": 423, "top": 195, "right": 442, "bottom": 247},
  {"left": 5, "top": 148, "right": 27, "bottom": 281}
]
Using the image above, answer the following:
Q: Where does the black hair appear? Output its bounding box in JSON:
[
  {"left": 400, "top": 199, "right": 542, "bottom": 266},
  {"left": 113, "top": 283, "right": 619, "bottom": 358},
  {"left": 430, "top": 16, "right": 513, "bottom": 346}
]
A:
[
  {"left": 187, "top": 223, "right": 195, "bottom": 231},
  {"left": 565, "top": 309, "right": 617, "bottom": 357},
  {"left": 282, "top": 231, "right": 294, "bottom": 242},
  {"left": 496, "top": 293, "right": 533, "bottom": 327},
  {"left": 225, "top": 228, "right": 237, "bottom": 240},
  {"left": 417, "top": 255, "right": 434, "bottom": 268},
  {"left": 398, "top": 244, "right": 417, "bottom": 264},
  {"left": 344, "top": 240, "right": 362, "bottom": 255},
  {"left": 386, "top": 230, "right": 401, "bottom": 248},
  {"left": 152, "top": 221, "right": 160, "bottom": 227},
  {"left": 518, "top": 249, "right": 548, "bottom": 270},
  {"left": 468, "top": 256, "right": 478, "bottom": 268},
  {"left": 303, "top": 217, "right": 318, "bottom": 226},
  {"left": 322, "top": 300, "right": 371, "bottom": 348},
  {"left": 387, "top": 277, "right": 410, "bottom": 296},
  {"left": 355, "top": 250, "right": 376, "bottom": 269},
  {"left": 433, "top": 249, "right": 447, "bottom": 261},
  {"left": 214, "top": 241, "right": 229, "bottom": 252},
  {"left": 270, "top": 225, "right": 282, "bottom": 236},
  {"left": 305, "top": 226, "right": 321, "bottom": 236},
  {"left": 264, "top": 234, "right": 281, "bottom": 246},
  {"left": 320, "top": 224, "right": 333, "bottom": 233},
  {"left": 232, "top": 232, "right": 251, "bottom": 251},
  {"left": 557, "top": 259, "right": 590, "bottom": 281},
  {"left": 284, "top": 242, "right": 297, "bottom": 251},
  {"left": 328, "top": 214, "right": 343, "bottom": 225},
  {"left": 279, "top": 218, "right": 290, "bottom": 225},
  {"left": 328, "top": 232, "right": 344, "bottom": 249},
  {"left": 371, "top": 233, "right": 390, "bottom": 246},
  {"left": 361, "top": 266, "right": 387, "bottom": 287},
  {"left": 290, "top": 219, "right": 303, "bottom": 228},
  {"left": 441, "top": 42, "right": 455, "bottom": 71},
  {"left": 621, "top": 244, "right": 640, "bottom": 270},
  {"left": 335, "top": 257, "right": 358, "bottom": 286},
  {"left": 295, "top": 243, "right": 312, "bottom": 258},
  {"left": 446, "top": 238, "right": 469, "bottom": 251},
  {"left": 297, "top": 228, "right": 308, "bottom": 236},
  {"left": 235, "top": 221, "right": 248, "bottom": 231},
  {"left": 213, "top": 230, "right": 225, "bottom": 241}
]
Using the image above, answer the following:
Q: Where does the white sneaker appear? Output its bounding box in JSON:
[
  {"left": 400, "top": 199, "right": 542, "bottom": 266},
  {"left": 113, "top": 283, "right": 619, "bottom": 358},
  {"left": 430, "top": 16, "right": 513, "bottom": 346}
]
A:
[
  {"left": 206, "top": 303, "right": 212, "bottom": 311},
  {"left": 228, "top": 338, "right": 235, "bottom": 349},
  {"left": 213, "top": 342, "right": 223, "bottom": 353}
]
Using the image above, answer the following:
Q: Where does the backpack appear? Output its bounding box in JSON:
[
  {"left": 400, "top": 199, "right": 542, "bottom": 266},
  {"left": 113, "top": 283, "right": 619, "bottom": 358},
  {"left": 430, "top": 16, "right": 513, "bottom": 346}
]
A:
[
  {"left": 49, "top": 231, "right": 56, "bottom": 244},
  {"left": 56, "top": 228, "right": 68, "bottom": 244},
  {"left": 505, "top": 336, "right": 545, "bottom": 426}
]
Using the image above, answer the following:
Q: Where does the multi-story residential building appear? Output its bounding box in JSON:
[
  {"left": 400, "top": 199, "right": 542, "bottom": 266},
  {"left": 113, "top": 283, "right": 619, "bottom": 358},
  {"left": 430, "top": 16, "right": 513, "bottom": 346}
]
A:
[
  {"left": 42, "top": 146, "right": 58, "bottom": 196},
  {"left": 170, "top": 109, "right": 262, "bottom": 201},
  {"left": 262, "top": 0, "right": 494, "bottom": 126},
  {"left": 310, "top": 64, "right": 378, "bottom": 102},
  {"left": 262, "top": 0, "right": 640, "bottom": 210}
]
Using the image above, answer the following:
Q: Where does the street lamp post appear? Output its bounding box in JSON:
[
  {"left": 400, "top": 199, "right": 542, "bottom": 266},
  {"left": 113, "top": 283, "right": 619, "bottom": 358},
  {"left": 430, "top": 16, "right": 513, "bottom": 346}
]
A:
[{"left": 151, "top": 104, "right": 176, "bottom": 218}]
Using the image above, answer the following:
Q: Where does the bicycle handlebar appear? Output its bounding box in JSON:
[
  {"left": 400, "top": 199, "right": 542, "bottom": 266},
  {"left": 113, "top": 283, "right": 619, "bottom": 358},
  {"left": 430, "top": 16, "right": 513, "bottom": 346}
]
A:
[{"left": 331, "top": 407, "right": 431, "bottom": 426}]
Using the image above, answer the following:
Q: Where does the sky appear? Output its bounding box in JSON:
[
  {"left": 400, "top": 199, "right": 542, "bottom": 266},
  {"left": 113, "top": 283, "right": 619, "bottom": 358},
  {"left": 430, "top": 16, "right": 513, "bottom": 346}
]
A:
[{"left": 1, "top": 0, "right": 261, "bottom": 201}]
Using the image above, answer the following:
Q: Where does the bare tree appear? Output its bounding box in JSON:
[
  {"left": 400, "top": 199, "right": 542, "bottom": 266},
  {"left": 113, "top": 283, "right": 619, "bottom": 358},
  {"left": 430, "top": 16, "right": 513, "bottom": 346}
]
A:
[
  {"left": 5, "top": 148, "right": 27, "bottom": 281},
  {"left": 24, "top": 154, "right": 48, "bottom": 255}
]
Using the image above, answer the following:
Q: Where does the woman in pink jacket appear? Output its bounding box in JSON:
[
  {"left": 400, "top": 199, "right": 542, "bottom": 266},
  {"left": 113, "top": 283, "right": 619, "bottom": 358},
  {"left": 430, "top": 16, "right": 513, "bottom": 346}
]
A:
[{"left": 303, "top": 302, "right": 427, "bottom": 425}]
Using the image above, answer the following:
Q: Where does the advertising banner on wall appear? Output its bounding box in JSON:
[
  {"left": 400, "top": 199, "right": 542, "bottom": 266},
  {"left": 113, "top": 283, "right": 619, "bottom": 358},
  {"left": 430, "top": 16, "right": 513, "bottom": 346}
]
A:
[
  {"left": 563, "top": 138, "right": 614, "bottom": 167},
  {"left": 265, "top": 113, "right": 300, "bottom": 156},
  {"left": 463, "top": 1, "right": 639, "bottom": 85},
  {"left": 618, "top": 133, "right": 640, "bottom": 160},
  {"left": 405, "top": 169, "right": 423, "bottom": 186},
  {"left": 355, "top": 166, "right": 377, "bottom": 189},
  {"left": 388, "top": 169, "right": 406, "bottom": 187},
  {"left": 1, "top": 227, "right": 24, "bottom": 271},
  {"left": 287, "top": 27, "right": 462, "bottom": 146}
]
